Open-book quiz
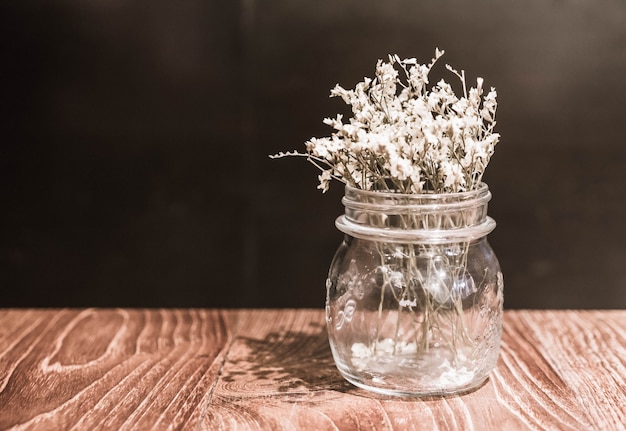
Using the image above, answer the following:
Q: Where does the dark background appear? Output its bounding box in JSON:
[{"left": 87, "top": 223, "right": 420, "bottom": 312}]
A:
[{"left": 2, "top": 0, "right": 625, "bottom": 309}]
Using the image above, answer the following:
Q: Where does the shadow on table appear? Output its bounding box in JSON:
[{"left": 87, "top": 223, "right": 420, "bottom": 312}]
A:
[
  {"left": 223, "top": 322, "right": 487, "bottom": 401},
  {"left": 222, "top": 321, "right": 354, "bottom": 393}
]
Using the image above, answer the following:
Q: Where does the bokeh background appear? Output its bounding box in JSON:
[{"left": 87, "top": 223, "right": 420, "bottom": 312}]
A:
[{"left": 2, "top": 0, "right": 625, "bottom": 308}]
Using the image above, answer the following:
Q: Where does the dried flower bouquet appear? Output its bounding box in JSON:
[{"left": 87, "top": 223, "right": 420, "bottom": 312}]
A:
[{"left": 272, "top": 48, "right": 499, "bottom": 194}]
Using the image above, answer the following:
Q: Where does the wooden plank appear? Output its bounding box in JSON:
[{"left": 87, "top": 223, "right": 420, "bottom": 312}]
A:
[
  {"left": 0, "top": 309, "right": 234, "bottom": 430},
  {"left": 1, "top": 309, "right": 625, "bottom": 430},
  {"left": 493, "top": 310, "right": 626, "bottom": 430}
]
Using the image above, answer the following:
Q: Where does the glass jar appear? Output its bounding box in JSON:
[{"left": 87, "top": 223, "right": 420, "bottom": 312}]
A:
[{"left": 325, "top": 183, "right": 503, "bottom": 397}]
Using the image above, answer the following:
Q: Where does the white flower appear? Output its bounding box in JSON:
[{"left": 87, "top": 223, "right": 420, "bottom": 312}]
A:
[
  {"left": 388, "top": 151, "right": 414, "bottom": 181},
  {"left": 441, "top": 160, "right": 466, "bottom": 192},
  {"left": 317, "top": 170, "right": 333, "bottom": 193}
]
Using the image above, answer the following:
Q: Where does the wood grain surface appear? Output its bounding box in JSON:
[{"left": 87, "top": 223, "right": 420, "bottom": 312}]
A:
[{"left": 0, "top": 309, "right": 625, "bottom": 430}]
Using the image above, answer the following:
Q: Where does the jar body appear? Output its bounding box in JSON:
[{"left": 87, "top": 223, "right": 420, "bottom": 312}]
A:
[{"left": 325, "top": 185, "right": 503, "bottom": 397}]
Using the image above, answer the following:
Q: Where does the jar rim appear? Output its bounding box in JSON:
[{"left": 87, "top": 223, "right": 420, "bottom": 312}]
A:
[
  {"left": 343, "top": 183, "right": 491, "bottom": 213},
  {"left": 335, "top": 215, "right": 496, "bottom": 243},
  {"left": 344, "top": 182, "right": 489, "bottom": 201},
  {"left": 338, "top": 182, "right": 495, "bottom": 243}
]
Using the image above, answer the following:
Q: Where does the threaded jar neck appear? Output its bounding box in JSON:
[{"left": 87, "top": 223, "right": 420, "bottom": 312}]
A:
[{"left": 336, "top": 183, "right": 496, "bottom": 243}]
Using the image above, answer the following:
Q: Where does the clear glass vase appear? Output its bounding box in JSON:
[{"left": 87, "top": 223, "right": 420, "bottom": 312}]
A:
[{"left": 325, "top": 183, "right": 503, "bottom": 397}]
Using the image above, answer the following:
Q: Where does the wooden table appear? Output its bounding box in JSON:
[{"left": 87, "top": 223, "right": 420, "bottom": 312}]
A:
[{"left": 1, "top": 309, "right": 625, "bottom": 430}]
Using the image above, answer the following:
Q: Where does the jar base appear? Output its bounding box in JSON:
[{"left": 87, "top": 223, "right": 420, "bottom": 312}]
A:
[
  {"left": 330, "top": 340, "right": 496, "bottom": 397},
  {"left": 339, "top": 370, "right": 489, "bottom": 398}
]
